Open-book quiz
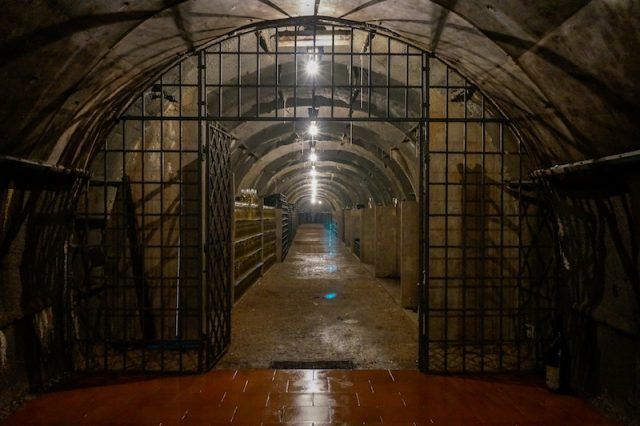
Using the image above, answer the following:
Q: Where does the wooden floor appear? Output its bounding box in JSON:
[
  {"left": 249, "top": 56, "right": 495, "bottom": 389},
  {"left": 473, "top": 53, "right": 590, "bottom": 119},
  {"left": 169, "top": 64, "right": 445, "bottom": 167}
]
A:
[{"left": 5, "top": 369, "right": 611, "bottom": 424}]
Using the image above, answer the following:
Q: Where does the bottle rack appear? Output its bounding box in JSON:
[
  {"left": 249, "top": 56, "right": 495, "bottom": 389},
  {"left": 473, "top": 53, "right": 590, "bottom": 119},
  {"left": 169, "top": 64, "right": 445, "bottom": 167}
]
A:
[
  {"left": 233, "top": 201, "right": 263, "bottom": 300},
  {"left": 263, "top": 193, "right": 294, "bottom": 261},
  {"left": 262, "top": 206, "right": 277, "bottom": 270}
]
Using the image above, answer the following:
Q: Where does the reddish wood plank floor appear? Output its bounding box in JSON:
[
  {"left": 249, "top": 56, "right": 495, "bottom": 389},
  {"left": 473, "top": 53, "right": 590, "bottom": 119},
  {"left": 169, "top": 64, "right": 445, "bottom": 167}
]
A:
[{"left": 4, "top": 369, "right": 611, "bottom": 424}]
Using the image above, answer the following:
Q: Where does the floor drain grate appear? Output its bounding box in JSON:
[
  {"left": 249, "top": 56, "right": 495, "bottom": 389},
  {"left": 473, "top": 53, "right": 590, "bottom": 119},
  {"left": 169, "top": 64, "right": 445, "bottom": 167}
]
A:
[{"left": 270, "top": 360, "right": 355, "bottom": 369}]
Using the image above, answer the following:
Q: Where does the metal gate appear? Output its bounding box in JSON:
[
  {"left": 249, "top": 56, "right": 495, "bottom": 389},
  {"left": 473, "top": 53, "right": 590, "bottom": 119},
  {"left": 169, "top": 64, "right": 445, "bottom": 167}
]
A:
[
  {"left": 66, "top": 73, "right": 233, "bottom": 373},
  {"left": 418, "top": 58, "right": 556, "bottom": 372},
  {"left": 204, "top": 125, "right": 233, "bottom": 369},
  {"left": 67, "top": 16, "right": 554, "bottom": 374}
]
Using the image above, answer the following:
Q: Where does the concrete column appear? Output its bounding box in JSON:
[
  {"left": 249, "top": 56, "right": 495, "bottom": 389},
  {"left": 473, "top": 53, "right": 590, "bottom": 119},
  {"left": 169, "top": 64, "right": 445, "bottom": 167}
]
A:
[
  {"left": 360, "top": 208, "right": 376, "bottom": 264},
  {"left": 400, "top": 201, "right": 419, "bottom": 309},
  {"left": 351, "top": 209, "right": 362, "bottom": 253},
  {"left": 375, "top": 205, "right": 399, "bottom": 277},
  {"left": 337, "top": 209, "right": 345, "bottom": 242},
  {"left": 344, "top": 209, "right": 352, "bottom": 247}
]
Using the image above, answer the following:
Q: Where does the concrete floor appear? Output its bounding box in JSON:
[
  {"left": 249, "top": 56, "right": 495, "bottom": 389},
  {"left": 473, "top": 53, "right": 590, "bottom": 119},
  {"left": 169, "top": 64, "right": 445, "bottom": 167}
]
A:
[{"left": 218, "top": 224, "right": 418, "bottom": 370}]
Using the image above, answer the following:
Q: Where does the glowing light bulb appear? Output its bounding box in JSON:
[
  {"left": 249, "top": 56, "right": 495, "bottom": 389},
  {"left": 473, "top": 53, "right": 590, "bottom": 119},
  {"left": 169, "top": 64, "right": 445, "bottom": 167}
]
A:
[
  {"left": 306, "top": 58, "right": 319, "bottom": 75},
  {"left": 308, "top": 122, "right": 319, "bottom": 137},
  {"left": 310, "top": 168, "right": 317, "bottom": 176},
  {"left": 309, "top": 152, "right": 318, "bottom": 162}
]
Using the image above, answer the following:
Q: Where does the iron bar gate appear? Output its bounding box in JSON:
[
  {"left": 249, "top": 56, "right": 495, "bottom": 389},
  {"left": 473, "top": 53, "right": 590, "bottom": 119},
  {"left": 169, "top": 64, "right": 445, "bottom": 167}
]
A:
[
  {"left": 66, "top": 67, "right": 233, "bottom": 373},
  {"left": 66, "top": 16, "right": 554, "bottom": 374}
]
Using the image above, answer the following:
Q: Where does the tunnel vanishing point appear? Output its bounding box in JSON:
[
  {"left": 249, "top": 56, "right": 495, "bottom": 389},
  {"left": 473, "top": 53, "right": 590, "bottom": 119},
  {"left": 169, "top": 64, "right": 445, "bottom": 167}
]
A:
[{"left": 0, "top": 2, "right": 639, "bottom": 424}]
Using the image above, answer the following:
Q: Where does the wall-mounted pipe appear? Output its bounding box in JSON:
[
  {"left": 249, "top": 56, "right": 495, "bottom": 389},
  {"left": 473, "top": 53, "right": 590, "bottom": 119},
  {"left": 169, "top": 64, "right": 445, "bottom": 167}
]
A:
[
  {"left": 0, "top": 154, "right": 89, "bottom": 189},
  {"left": 531, "top": 149, "right": 640, "bottom": 179},
  {"left": 0, "top": 154, "right": 90, "bottom": 179}
]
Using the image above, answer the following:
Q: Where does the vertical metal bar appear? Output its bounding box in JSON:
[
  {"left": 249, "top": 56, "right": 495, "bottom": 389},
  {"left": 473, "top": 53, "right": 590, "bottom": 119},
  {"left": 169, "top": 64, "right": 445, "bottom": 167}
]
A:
[
  {"left": 237, "top": 36, "right": 241, "bottom": 118},
  {"left": 349, "top": 27, "right": 354, "bottom": 117},
  {"left": 140, "top": 95, "right": 147, "bottom": 371},
  {"left": 367, "top": 31, "right": 372, "bottom": 118},
  {"left": 405, "top": 44, "right": 409, "bottom": 118},
  {"left": 160, "top": 71, "right": 165, "bottom": 372},
  {"left": 443, "top": 64, "right": 449, "bottom": 371},
  {"left": 177, "top": 60, "right": 183, "bottom": 371},
  {"left": 497, "top": 97, "right": 504, "bottom": 370},
  {"left": 256, "top": 32, "right": 260, "bottom": 118},
  {"left": 386, "top": 37, "right": 390, "bottom": 119},
  {"left": 419, "top": 51, "right": 430, "bottom": 372},
  {"left": 461, "top": 72, "right": 467, "bottom": 373},
  {"left": 293, "top": 26, "right": 297, "bottom": 119},
  {"left": 516, "top": 125, "right": 523, "bottom": 371},
  {"left": 197, "top": 50, "right": 206, "bottom": 372},
  {"left": 313, "top": 19, "right": 317, "bottom": 116},
  {"left": 218, "top": 45, "right": 223, "bottom": 118},
  {"left": 478, "top": 80, "right": 486, "bottom": 373},
  {"left": 331, "top": 25, "right": 335, "bottom": 118},
  {"left": 275, "top": 26, "right": 279, "bottom": 119}
]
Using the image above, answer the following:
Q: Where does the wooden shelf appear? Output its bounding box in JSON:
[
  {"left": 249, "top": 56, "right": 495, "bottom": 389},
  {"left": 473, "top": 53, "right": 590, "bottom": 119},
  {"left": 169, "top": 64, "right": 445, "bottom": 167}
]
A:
[
  {"left": 234, "top": 233, "right": 262, "bottom": 244},
  {"left": 235, "top": 261, "right": 263, "bottom": 287}
]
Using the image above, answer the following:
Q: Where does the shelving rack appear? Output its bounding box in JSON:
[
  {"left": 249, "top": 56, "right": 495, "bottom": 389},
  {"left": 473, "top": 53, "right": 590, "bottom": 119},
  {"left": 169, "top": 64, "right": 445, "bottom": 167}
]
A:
[
  {"left": 233, "top": 202, "right": 262, "bottom": 300},
  {"left": 263, "top": 193, "right": 294, "bottom": 261},
  {"left": 262, "top": 206, "right": 277, "bottom": 270}
]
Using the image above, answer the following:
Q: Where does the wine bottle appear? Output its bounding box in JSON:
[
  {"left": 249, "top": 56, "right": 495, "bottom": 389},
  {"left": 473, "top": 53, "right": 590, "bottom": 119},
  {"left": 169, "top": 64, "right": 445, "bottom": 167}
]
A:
[{"left": 546, "top": 317, "right": 570, "bottom": 392}]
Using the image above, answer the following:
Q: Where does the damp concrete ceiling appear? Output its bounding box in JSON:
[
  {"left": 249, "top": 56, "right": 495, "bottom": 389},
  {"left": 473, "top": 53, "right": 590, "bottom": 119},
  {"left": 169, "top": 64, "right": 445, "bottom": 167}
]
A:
[{"left": 1, "top": 0, "right": 638, "bottom": 180}]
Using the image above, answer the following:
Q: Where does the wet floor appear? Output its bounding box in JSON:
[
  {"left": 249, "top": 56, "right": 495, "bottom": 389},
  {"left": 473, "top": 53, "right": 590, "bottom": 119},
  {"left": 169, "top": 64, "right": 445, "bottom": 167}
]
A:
[
  {"left": 217, "top": 224, "right": 418, "bottom": 370},
  {"left": 4, "top": 369, "right": 611, "bottom": 424},
  {"left": 3, "top": 225, "right": 612, "bottom": 424}
]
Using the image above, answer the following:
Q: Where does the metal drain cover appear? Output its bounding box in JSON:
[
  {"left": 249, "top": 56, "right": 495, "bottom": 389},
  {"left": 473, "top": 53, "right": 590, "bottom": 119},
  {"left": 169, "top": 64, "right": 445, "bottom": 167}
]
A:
[{"left": 270, "top": 360, "right": 355, "bottom": 369}]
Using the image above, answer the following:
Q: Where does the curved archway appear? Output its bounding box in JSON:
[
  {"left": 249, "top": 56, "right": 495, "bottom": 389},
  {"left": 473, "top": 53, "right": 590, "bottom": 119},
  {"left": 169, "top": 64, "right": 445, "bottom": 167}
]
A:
[{"left": 72, "top": 16, "right": 550, "bottom": 376}]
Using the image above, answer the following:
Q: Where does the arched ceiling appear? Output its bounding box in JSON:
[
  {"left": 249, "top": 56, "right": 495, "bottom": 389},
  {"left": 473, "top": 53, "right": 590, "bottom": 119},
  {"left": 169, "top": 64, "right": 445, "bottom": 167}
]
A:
[
  {"left": 2, "top": 0, "right": 637, "bottom": 161},
  {"left": 1, "top": 0, "right": 638, "bottom": 213}
]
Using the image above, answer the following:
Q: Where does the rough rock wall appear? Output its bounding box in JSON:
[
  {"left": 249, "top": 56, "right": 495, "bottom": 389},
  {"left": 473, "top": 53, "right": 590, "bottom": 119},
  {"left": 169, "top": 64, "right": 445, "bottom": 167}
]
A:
[
  {"left": 0, "top": 181, "right": 83, "bottom": 416},
  {"left": 548, "top": 175, "right": 640, "bottom": 416}
]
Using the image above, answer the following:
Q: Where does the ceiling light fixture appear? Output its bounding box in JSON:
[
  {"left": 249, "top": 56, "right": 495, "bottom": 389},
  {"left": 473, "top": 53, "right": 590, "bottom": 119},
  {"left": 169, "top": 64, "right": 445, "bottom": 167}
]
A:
[
  {"left": 306, "top": 58, "right": 319, "bottom": 76},
  {"left": 308, "top": 121, "right": 319, "bottom": 137}
]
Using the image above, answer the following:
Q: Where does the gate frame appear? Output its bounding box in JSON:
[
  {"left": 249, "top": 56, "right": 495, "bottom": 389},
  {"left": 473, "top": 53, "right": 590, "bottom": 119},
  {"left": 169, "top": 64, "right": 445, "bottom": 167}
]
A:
[{"left": 70, "top": 16, "right": 553, "bottom": 374}]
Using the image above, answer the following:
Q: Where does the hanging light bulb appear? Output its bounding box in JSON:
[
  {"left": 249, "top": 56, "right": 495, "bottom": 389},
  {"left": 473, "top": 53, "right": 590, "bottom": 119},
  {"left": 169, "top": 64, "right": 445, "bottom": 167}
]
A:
[
  {"left": 309, "top": 152, "right": 318, "bottom": 162},
  {"left": 310, "top": 168, "right": 317, "bottom": 177},
  {"left": 308, "top": 121, "right": 319, "bottom": 137},
  {"left": 306, "top": 58, "right": 319, "bottom": 75}
]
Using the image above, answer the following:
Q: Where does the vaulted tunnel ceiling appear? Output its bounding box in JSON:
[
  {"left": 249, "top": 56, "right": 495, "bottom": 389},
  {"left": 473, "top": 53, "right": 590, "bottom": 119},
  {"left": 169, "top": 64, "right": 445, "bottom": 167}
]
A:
[{"left": 1, "top": 0, "right": 638, "bottom": 211}]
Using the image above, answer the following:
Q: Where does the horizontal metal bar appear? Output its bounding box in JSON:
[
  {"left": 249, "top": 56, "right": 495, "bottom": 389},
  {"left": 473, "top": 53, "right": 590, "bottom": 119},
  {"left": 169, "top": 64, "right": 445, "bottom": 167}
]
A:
[
  {"left": 119, "top": 115, "right": 506, "bottom": 123},
  {"left": 205, "top": 51, "right": 423, "bottom": 57},
  {"left": 204, "top": 84, "right": 424, "bottom": 89}
]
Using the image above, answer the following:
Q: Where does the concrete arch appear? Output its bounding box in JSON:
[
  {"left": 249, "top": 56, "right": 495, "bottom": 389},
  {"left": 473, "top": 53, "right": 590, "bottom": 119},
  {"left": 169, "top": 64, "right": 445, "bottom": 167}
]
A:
[
  {"left": 257, "top": 161, "right": 393, "bottom": 205},
  {"left": 284, "top": 175, "right": 372, "bottom": 207},
  {"left": 236, "top": 142, "right": 410, "bottom": 199},
  {"left": 230, "top": 117, "right": 418, "bottom": 194},
  {"left": 257, "top": 162, "right": 395, "bottom": 204},
  {"left": 290, "top": 187, "right": 348, "bottom": 210}
]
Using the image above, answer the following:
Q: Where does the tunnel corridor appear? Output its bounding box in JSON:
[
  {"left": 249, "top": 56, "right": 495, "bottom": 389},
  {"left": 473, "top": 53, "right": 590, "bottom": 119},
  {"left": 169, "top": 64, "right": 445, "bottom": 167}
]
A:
[
  {"left": 218, "top": 224, "right": 418, "bottom": 370},
  {"left": 1, "top": 2, "right": 639, "bottom": 424}
]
